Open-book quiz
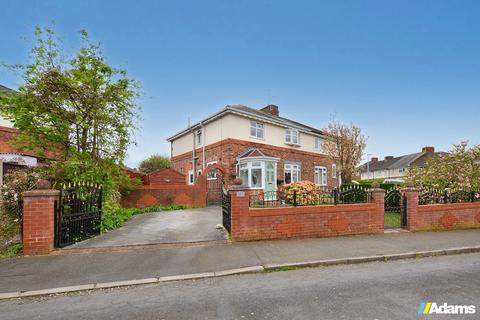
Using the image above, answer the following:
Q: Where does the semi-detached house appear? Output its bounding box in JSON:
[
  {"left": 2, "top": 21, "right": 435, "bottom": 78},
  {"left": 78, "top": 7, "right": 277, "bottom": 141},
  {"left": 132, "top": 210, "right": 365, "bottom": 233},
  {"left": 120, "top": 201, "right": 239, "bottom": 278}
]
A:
[{"left": 167, "top": 104, "right": 339, "bottom": 194}]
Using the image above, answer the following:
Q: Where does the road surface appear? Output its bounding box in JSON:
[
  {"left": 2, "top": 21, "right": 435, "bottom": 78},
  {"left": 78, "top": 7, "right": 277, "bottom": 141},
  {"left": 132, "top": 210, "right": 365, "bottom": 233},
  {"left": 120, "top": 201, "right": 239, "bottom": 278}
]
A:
[{"left": 1, "top": 253, "right": 479, "bottom": 320}]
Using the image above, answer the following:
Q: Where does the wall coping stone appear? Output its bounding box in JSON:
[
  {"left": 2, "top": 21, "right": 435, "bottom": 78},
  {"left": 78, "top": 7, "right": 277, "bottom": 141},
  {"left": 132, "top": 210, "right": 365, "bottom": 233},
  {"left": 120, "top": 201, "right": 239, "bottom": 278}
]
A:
[{"left": 23, "top": 189, "right": 60, "bottom": 198}]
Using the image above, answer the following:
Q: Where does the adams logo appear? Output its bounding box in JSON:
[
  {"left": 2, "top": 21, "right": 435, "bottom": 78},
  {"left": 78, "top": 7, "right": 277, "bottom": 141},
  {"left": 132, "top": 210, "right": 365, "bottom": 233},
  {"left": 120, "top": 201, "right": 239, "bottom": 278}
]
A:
[{"left": 418, "top": 302, "right": 476, "bottom": 315}]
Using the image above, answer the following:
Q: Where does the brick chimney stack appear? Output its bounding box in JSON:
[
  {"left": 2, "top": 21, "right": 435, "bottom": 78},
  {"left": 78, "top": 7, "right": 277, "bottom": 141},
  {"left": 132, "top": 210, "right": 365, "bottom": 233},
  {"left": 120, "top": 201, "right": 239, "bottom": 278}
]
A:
[
  {"left": 384, "top": 156, "right": 394, "bottom": 160},
  {"left": 422, "top": 146, "right": 435, "bottom": 155},
  {"left": 371, "top": 157, "right": 378, "bottom": 163},
  {"left": 260, "top": 104, "right": 279, "bottom": 117}
]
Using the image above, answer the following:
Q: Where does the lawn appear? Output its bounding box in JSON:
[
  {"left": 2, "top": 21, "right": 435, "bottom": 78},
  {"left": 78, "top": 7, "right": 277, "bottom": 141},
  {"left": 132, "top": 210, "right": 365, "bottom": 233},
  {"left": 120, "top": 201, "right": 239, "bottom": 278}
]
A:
[{"left": 384, "top": 212, "right": 401, "bottom": 228}]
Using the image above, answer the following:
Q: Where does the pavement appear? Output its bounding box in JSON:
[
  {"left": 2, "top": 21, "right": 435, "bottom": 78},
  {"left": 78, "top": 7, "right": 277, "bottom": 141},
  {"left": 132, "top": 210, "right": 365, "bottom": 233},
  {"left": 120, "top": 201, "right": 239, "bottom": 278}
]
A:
[
  {"left": 1, "top": 253, "right": 479, "bottom": 319},
  {"left": 0, "top": 229, "right": 479, "bottom": 295},
  {"left": 70, "top": 206, "right": 226, "bottom": 248}
]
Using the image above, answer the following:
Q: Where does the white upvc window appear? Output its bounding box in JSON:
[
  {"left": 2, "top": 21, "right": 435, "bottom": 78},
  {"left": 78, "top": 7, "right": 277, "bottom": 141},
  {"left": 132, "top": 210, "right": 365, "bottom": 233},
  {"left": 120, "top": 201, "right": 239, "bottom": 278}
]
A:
[
  {"left": 332, "top": 164, "right": 337, "bottom": 178},
  {"left": 238, "top": 161, "right": 263, "bottom": 189},
  {"left": 250, "top": 121, "right": 264, "bottom": 139},
  {"left": 314, "top": 166, "right": 327, "bottom": 186},
  {"left": 188, "top": 170, "right": 194, "bottom": 185},
  {"left": 285, "top": 128, "right": 299, "bottom": 145},
  {"left": 196, "top": 129, "right": 202, "bottom": 146},
  {"left": 284, "top": 163, "right": 301, "bottom": 184},
  {"left": 315, "top": 137, "right": 323, "bottom": 150},
  {"left": 206, "top": 160, "right": 218, "bottom": 180}
]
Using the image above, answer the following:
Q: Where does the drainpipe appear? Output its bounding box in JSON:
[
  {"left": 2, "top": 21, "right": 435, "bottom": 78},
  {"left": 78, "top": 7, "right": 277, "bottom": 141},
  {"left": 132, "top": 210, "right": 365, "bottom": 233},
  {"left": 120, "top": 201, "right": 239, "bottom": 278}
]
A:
[
  {"left": 202, "top": 123, "right": 206, "bottom": 171},
  {"left": 192, "top": 130, "right": 196, "bottom": 184}
]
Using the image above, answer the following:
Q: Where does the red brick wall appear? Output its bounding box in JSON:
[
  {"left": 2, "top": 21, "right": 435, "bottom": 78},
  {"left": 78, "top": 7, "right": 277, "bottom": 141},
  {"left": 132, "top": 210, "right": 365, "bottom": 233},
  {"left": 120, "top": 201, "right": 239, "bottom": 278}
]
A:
[
  {"left": 403, "top": 188, "right": 480, "bottom": 231},
  {"left": 144, "top": 168, "right": 186, "bottom": 185},
  {"left": 122, "top": 174, "right": 207, "bottom": 208},
  {"left": 22, "top": 190, "right": 60, "bottom": 255},
  {"left": 0, "top": 125, "right": 61, "bottom": 159},
  {"left": 229, "top": 187, "right": 385, "bottom": 241},
  {"left": 171, "top": 138, "right": 339, "bottom": 189}
]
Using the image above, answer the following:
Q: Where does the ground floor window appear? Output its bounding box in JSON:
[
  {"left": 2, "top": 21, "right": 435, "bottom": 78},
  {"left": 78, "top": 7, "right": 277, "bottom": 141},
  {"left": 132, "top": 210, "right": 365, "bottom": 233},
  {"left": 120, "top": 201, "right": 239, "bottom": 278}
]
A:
[
  {"left": 284, "top": 163, "right": 301, "bottom": 184},
  {"left": 188, "top": 170, "right": 194, "bottom": 185},
  {"left": 314, "top": 166, "right": 327, "bottom": 186}
]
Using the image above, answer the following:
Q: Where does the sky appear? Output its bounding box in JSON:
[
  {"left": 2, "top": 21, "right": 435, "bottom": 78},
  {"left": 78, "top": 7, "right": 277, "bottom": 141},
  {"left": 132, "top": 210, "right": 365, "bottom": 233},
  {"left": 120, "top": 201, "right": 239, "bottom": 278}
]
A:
[{"left": 1, "top": 0, "right": 479, "bottom": 167}]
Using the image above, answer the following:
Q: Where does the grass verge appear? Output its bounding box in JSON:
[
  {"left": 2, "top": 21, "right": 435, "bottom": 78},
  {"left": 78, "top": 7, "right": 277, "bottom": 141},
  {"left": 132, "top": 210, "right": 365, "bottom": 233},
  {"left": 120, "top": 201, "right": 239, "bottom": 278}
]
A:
[
  {"left": 384, "top": 212, "right": 401, "bottom": 228},
  {"left": 0, "top": 243, "right": 22, "bottom": 260}
]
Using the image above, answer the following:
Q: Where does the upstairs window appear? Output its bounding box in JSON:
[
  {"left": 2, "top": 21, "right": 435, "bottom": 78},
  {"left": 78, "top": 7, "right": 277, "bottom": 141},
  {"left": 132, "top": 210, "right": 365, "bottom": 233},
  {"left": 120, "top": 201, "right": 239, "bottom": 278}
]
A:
[
  {"left": 196, "top": 129, "right": 202, "bottom": 146},
  {"left": 315, "top": 137, "right": 324, "bottom": 150},
  {"left": 314, "top": 166, "right": 327, "bottom": 186},
  {"left": 332, "top": 164, "right": 337, "bottom": 178},
  {"left": 285, "top": 129, "right": 299, "bottom": 145},
  {"left": 250, "top": 121, "right": 264, "bottom": 139}
]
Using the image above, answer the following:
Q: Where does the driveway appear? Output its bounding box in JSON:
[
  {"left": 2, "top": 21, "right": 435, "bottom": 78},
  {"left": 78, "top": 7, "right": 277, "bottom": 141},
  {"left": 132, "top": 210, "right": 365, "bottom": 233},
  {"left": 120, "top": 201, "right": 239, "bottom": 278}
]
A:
[{"left": 69, "top": 206, "right": 226, "bottom": 248}]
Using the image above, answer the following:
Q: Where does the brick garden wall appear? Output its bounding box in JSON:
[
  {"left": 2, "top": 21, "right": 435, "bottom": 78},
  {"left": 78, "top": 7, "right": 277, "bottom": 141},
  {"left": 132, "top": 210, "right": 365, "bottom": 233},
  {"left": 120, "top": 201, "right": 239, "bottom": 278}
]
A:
[
  {"left": 402, "top": 188, "right": 480, "bottom": 231},
  {"left": 121, "top": 166, "right": 227, "bottom": 208},
  {"left": 229, "top": 187, "right": 385, "bottom": 241}
]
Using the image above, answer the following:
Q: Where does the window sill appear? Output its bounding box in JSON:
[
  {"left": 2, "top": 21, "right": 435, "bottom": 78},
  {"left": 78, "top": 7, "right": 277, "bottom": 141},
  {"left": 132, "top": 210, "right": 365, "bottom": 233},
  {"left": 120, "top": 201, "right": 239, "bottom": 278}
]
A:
[
  {"left": 250, "top": 136, "right": 265, "bottom": 141},
  {"left": 285, "top": 142, "right": 301, "bottom": 147}
]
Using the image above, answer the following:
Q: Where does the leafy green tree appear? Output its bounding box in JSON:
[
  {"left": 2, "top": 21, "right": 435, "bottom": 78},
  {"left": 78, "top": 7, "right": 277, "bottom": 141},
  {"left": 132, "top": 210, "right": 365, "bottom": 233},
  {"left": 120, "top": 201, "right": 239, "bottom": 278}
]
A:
[
  {"left": 0, "top": 26, "right": 141, "bottom": 210},
  {"left": 138, "top": 154, "right": 171, "bottom": 173}
]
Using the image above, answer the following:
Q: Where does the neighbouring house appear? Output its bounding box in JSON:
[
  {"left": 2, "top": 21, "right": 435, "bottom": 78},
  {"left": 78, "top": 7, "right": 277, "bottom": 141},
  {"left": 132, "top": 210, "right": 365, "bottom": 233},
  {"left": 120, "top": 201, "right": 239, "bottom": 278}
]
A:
[
  {"left": 358, "top": 146, "right": 447, "bottom": 181},
  {"left": 0, "top": 84, "right": 52, "bottom": 185},
  {"left": 167, "top": 104, "right": 339, "bottom": 196}
]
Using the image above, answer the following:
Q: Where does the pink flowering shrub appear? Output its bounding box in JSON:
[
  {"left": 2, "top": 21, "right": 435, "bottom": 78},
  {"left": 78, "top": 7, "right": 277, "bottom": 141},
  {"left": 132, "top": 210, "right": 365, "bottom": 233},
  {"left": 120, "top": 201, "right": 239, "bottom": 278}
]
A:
[{"left": 408, "top": 142, "right": 480, "bottom": 191}]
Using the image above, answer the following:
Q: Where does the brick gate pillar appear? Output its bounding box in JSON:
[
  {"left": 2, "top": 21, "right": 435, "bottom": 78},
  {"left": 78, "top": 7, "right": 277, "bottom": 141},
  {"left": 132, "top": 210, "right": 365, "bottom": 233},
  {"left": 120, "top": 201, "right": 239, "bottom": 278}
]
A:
[
  {"left": 22, "top": 185, "right": 60, "bottom": 256},
  {"left": 402, "top": 187, "right": 419, "bottom": 231},
  {"left": 229, "top": 185, "right": 251, "bottom": 241},
  {"left": 369, "top": 185, "right": 386, "bottom": 232}
]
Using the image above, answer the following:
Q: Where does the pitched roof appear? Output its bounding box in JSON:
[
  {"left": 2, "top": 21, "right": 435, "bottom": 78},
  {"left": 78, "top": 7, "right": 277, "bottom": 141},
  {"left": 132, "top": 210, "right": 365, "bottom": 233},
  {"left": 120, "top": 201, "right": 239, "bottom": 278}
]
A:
[
  {"left": 0, "top": 84, "right": 14, "bottom": 92},
  {"left": 358, "top": 151, "right": 446, "bottom": 173},
  {"left": 167, "top": 104, "right": 325, "bottom": 141},
  {"left": 237, "top": 147, "right": 277, "bottom": 159}
]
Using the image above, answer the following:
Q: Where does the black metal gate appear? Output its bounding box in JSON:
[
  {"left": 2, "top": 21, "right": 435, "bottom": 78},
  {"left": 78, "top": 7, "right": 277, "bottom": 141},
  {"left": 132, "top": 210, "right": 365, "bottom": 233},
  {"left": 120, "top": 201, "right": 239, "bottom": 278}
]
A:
[
  {"left": 384, "top": 188, "right": 402, "bottom": 229},
  {"left": 221, "top": 187, "right": 231, "bottom": 233},
  {"left": 401, "top": 194, "right": 408, "bottom": 228},
  {"left": 55, "top": 183, "right": 103, "bottom": 247}
]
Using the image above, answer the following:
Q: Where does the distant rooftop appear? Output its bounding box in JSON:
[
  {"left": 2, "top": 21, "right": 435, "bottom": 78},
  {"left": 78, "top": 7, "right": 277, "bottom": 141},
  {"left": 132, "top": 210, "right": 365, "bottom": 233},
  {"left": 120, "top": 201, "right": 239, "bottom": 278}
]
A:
[{"left": 359, "top": 146, "right": 448, "bottom": 172}]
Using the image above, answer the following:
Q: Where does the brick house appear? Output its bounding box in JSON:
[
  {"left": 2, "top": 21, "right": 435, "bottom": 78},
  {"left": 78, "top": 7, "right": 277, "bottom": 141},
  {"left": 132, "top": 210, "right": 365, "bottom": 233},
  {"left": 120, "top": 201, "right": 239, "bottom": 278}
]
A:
[
  {"left": 0, "top": 84, "right": 59, "bottom": 185},
  {"left": 167, "top": 104, "right": 339, "bottom": 194},
  {"left": 358, "top": 146, "right": 447, "bottom": 181}
]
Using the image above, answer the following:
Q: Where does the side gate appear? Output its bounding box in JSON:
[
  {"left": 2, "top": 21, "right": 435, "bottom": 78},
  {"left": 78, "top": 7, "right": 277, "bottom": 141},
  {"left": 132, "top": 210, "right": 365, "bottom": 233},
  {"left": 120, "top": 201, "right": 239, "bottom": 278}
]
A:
[
  {"left": 384, "top": 187, "right": 407, "bottom": 229},
  {"left": 54, "top": 183, "right": 103, "bottom": 248},
  {"left": 221, "top": 186, "right": 231, "bottom": 233}
]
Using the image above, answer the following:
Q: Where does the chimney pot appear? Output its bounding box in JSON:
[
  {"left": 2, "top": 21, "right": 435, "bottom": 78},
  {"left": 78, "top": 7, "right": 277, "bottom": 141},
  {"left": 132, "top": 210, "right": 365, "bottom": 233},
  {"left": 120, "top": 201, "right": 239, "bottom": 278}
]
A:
[{"left": 260, "top": 104, "right": 279, "bottom": 117}]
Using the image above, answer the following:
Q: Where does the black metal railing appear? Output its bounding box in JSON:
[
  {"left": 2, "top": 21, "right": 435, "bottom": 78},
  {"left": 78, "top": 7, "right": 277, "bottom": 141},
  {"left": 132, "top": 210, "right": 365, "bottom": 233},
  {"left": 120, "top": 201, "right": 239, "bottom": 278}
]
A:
[
  {"left": 221, "top": 189, "right": 231, "bottom": 232},
  {"left": 419, "top": 188, "right": 480, "bottom": 205},
  {"left": 249, "top": 186, "right": 370, "bottom": 208},
  {"left": 55, "top": 182, "right": 103, "bottom": 248}
]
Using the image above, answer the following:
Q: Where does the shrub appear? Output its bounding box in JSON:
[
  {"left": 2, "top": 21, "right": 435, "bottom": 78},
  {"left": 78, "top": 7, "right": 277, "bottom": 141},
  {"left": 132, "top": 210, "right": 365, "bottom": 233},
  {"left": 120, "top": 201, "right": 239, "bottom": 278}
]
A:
[
  {"left": 283, "top": 181, "right": 321, "bottom": 205},
  {"left": 0, "top": 169, "right": 40, "bottom": 241}
]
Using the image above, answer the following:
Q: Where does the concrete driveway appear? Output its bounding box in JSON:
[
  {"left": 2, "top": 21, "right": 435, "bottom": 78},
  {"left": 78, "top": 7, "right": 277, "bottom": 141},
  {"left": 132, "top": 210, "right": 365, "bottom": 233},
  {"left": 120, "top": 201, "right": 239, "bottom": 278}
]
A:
[{"left": 69, "top": 206, "right": 226, "bottom": 248}]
